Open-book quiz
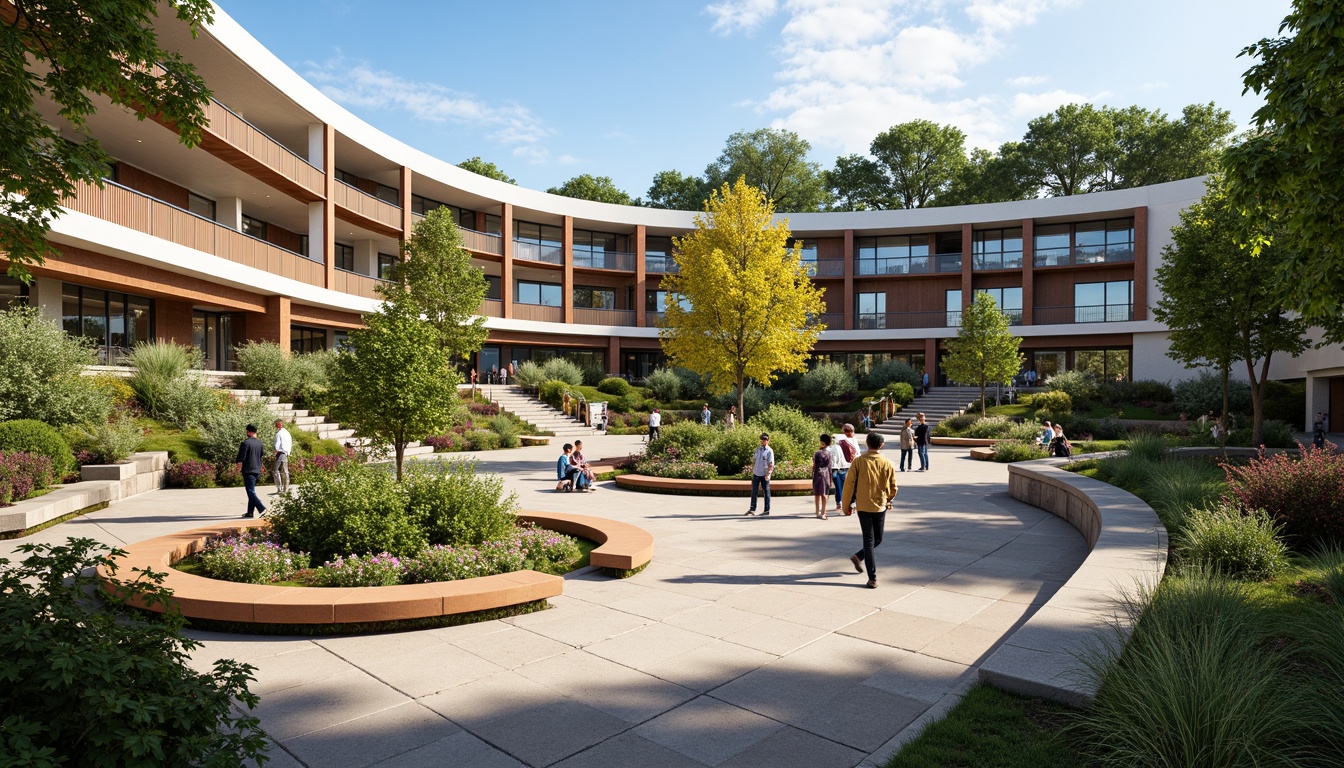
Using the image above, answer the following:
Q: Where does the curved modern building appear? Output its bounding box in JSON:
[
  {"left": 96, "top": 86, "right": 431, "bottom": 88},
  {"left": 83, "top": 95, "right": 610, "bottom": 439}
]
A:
[{"left": 3, "top": 5, "right": 1340, "bottom": 429}]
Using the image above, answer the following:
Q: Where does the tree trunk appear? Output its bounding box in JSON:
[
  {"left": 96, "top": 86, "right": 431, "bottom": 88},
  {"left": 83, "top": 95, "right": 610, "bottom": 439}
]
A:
[
  {"left": 1247, "top": 353, "right": 1273, "bottom": 448},
  {"left": 394, "top": 442, "right": 405, "bottom": 482},
  {"left": 736, "top": 371, "right": 745, "bottom": 428},
  {"left": 1220, "top": 365, "right": 1230, "bottom": 449},
  {"left": 980, "top": 375, "right": 987, "bottom": 417}
]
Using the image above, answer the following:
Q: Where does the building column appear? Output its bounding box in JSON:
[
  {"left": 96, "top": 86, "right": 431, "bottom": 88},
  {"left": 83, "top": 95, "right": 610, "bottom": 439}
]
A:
[
  {"left": 1022, "top": 218, "right": 1035, "bottom": 325},
  {"left": 607, "top": 335, "right": 620, "bottom": 376},
  {"left": 1132, "top": 206, "right": 1148, "bottom": 321},
  {"left": 317, "top": 124, "right": 336, "bottom": 287},
  {"left": 562, "top": 215, "right": 574, "bottom": 324},
  {"left": 217, "top": 197, "right": 243, "bottom": 231},
  {"left": 960, "top": 224, "right": 973, "bottom": 313},
  {"left": 354, "top": 240, "right": 377, "bottom": 278},
  {"left": 399, "top": 166, "right": 414, "bottom": 247},
  {"left": 500, "top": 203, "right": 513, "bottom": 319},
  {"left": 635, "top": 225, "right": 647, "bottom": 327},
  {"left": 842, "top": 229, "right": 855, "bottom": 330},
  {"left": 30, "top": 276, "right": 64, "bottom": 325},
  {"left": 925, "top": 337, "right": 938, "bottom": 386},
  {"left": 250, "top": 295, "right": 291, "bottom": 349}
]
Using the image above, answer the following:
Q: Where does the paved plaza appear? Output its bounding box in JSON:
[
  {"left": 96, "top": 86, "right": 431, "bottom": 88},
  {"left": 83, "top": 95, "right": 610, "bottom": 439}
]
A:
[{"left": 3, "top": 436, "right": 1090, "bottom": 768}]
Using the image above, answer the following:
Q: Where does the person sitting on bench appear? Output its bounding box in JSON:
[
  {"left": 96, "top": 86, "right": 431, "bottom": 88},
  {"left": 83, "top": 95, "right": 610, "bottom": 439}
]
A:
[{"left": 555, "top": 443, "right": 589, "bottom": 492}]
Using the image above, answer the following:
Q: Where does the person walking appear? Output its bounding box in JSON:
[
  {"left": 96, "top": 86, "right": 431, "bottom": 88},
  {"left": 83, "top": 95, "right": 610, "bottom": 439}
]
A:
[
  {"left": 237, "top": 424, "right": 267, "bottom": 518},
  {"left": 271, "top": 419, "right": 292, "bottom": 494},
  {"left": 648, "top": 408, "right": 662, "bottom": 442},
  {"left": 842, "top": 432, "right": 898, "bottom": 589},
  {"left": 898, "top": 417, "right": 915, "bottom": 471},
  {"left": 913, "top": 413, "right": 931, "bottom": 471},
  {"left": 832, "top": 423, "right": 860, "bottom": 514},
  {"left": 701, "top": 404, "right": 712, "bottom": 426},
  {"left": 1050, "top": 424, "right": 1072, "bottom": 458},
  {"left": 745, "top": 433, "right": 774, "bottom": 516},
  {"left": 725, "top": 405, "right": 737, "bottom": 427},
  {"left": 921, "top": 371, "right": 930, "bottom": 396},
  {"left": 812, "top": 434, "right": 834, "bottom": 519},
  {"left": 500, "top": 367, "right": 508, "bottom": 386}
]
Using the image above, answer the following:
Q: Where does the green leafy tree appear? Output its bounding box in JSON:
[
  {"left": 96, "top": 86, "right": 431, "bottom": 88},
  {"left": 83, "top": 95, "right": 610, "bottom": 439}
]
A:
[
  {"left": 378, "top": 207, "right": 488, "bottom": 362},
  {"left": 1154, "top": 178, "right": 1308, "bottom": 446},
  {"left": 1017, "top": 104, "right": 1115, "bottom": 196},
  {"left": 546, "top": 174, "right": 635, "bottom": 204},
  {"left": 645, "top": 169, "right": 710, "bottom": 210},
  {"left": 1224, "top": 0, "right": 1344, "bottom": 342},
  {"left": 825, "top": 154, "right": 888, "bottom": 211},
  {"left": 937, "top": 145, "right": 1038, "bottom": 206},
  {"left": 1113, "top": 103, "right": 1235, "bottom": 188},
  {"left": 330, "top": 302, "right": 460, "bottom": 480},
  {"left": 942, "top": 293, "right": 1024, "bottom": 417},
  {"left": 869, "top": 120, "right": 968, "bottom": 208},
  {"left": 704, "top": 128, "right": 831, "bottom": 212},
  {"left": 0, "top": 538, "right": 268, "bottom": 766},
  {"left": 659, "top": 178, "right": 826, "bottom": 418},
  {"left": 1, "top": 0, "right": 215, "bottom": 280},
  {"left": 457, "top": 156, "right": 516, "bottom": 184}
]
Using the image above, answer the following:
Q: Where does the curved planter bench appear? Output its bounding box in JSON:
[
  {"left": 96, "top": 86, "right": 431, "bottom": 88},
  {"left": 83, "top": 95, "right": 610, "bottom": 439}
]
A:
[
  {"left": 977, "top": 455, "right": 1168, "bottom": 706},
  {"left": 614, "top": 473, "right": 812, "bottom": 496},
  {"left": 99, "top": 511, "right": 653, "bottom": 627}
]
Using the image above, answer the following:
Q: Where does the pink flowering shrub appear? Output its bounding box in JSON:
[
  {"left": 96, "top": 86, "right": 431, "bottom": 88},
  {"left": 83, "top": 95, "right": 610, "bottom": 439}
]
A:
[
  {"left": 0, "top": 451, "right": 55, "bottom": 505},
  {"left": 312, "top": 552, "right": 404, "bottom": 587},
  {"left": 1223, "top": 440, "right": 1344, "bottom": 548},
  {"left": 634, "top": 453, "right": 717, "bottom": 480},
  {"left": 468, "top": 401, "right": 501, "bottom": 417},
  {"left": 514, "top": 524, "right": 583, "bottom": 571},
  {"left": 290, "top": 453, "right": 351, "bottom": 480},
  {"left": 196, "top": 530, "right": 310, "bottom": 583},
  {"left": 166, "top": 459, "right": 216, "bottom": 489},
  {"left": 424, "top": 434, "right": 461, "bottom": 452}
]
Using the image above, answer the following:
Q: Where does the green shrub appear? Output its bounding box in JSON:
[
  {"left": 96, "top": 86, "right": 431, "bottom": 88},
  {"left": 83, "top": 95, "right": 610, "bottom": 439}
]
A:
[
  {"left": 197, "top": 398, "right": 277, "bottom": 466},
  {"left": 0, "top": 539, "right": 267, "bottom": 765},
  {"left": 1228, "top": 419, "right": 1297, "bottom": 449},
  {"left": 647, "top": 420, "right": 719, "bottom": 460},
  {"left": 962, "top": 415, "right": 1033, "bottom": 439},
  {"left": 1109, "top": 379, "right": 1176, "bottom": 404},
  {"left": 644, "top": 367, "right": 682, "bottom": 402},
  {"left": 1126, "top": 431, "right": 1168, "bottom": 463},
  {"left": 1027, "top": 389, "right": 1073, "bottom": 415},
  {"left": 633, "top": 454, "right": 718, "bottom": 480},
  {"left": 748, "top": 404, "right": 828, "bottom": 454},
  {"left": 0, "top": 419, "right": 74, "bottom": 477},
  {"left": 1174, "top": 370, "right": 1253, "bottom": 417},
  {"left": 70, "top": 414, "right": 143, "bottom": 464},
  {"left": 672, "top": 367, "right": 710, "bottom": 399},
  {"left": 403, "top": 460, "right": 518, "bottom": 547},
  {"left": 90, "top": 374, "right": 137, "bottom": 410},
  {"left": 513, "top": 360, "right": 546, "bottom": 391},
  {"left": 488, "top": 414, "right": 520, "bottom": 449},
  {"left": 539, "top": 357, "right": 584, "bottom": 387},
  {"left": 879, "top": 382, "right": 916, "bottom": 408},
  {"left": 1077, "top": 572, "right": 1314, "bottom": 768},
  {"left": 158, "top": 373, "right": 222, "bottom": 429},
  {"left": 465, "top": 429, "right": 502, "bottom": 451},
  {"left": 270, "top": 462, "right": 426, "bottom": 561},
  {"left": 992, "top": 440, "right": 1047, "bottom": 463},
  {"left": 712, "top": 383, "right": 777, "bottom": 419},
  {"left": 127, "top": 341, "right": 201, "bottom": 418},
  {"left": 0, "top": 306, "right": 112, "bottom": 427},
  {"left": 703, "top": 427, "right": 763, "bottom": 475},
  {"left": 235, "top": 340, "right": 301, "bottom": 400},
  {"left": 597, "top": 377, "right": 631, "bottom": 396},
  {"left": 1045, "top": 369, "right": 1098, "bottom": 405},
  {"left": 1175, "top": 503, "right": 1288, "bottom": 580},
  {"left": 864, "top": 359, "right": 921, "bottom": 391},
  {"left": 800, "top": 362, "right": 857, "bottom": 401},
  {"left": 933, "top": 412, "right": 979, "bottom": 436},
  {"left": 538, "top": 380, "right": 568, "bottom": 409},
  {"left": 1146, "top": 459, "right": 1226, "bottom": 534},
  {"left": 1099, "top": 452, "right": 1154, "bottom": 491},
  {"left": 1262, "top": 380, "right": 1306, "bottom": 429}
]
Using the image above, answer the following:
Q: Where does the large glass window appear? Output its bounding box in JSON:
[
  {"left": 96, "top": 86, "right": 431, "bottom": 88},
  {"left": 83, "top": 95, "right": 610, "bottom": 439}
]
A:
[
  {"left": 1074, "top": 280, "right": 1133, "bottom": 322},
  {"left": 63, "top": 283, "right": 153, "bottom": 361},
  {"left": 1034, "top": 218, "right": 1135, "bottom": 267},
  {"left": 377, "top": 253, "right": 396, "bottom": 280},
  {"left": 856, "top": 292, "right": 885, "bottom": 329},
  {"left": 193, "top": 310, "right": 235, "bottom": 371},
  {"left": 573, "top": 287, "right": 616, "bottom": 309},
  {"left": 241, "top": 214, "right": 267, "bottom": 240},
  {"left": 411, "top": 195, "right": 477, "bottom": 229},
  {"left": 645, "top": 290, "right": 690, "bottom": 313},
  {"left": 971, "top": 228, "right": 1023, "bottom": 270},
  {"left": 335, "top": 243, "right": 355, "bottom": 272},
  {"left": 188, "top": 193, "right": 215, "bottom": 221},
  {"left": 0, "top": 276, "right": 29, "bottom": 311},
  {"left": 1076, "top": 349, "right": 1131, "bottom": 382},
  {"left": 976, "top": 287, "right": 1023, "bottom": 324},
  {"left": 946, "top": 289, "right": 963, "bottom": 327},
  {"left": 646, "top": 236, "right": 676, "bottom": 273},
  {"left": 484, "top": 275, "right": 502, "bottom": 300},
  {"left": 789, "top": 238, "right": 818, "bottom": 273},
  {"left": 573, "top": 230, "right": 628, "bottom": 269},
  {"left": 515, "top": 221, "right": 562, "bottom": 248},
  {"left": 291, "top": 326, "right": 327, "bottom": 355},
  {"left": 1032, "top": 224, "right": 1071, "bottom": 267},
  {"left": 516, "top": 281, "right": 562, "bottom": 306},
  {"left": 856, "top": 235, "right": 931, "bottom": 275}
]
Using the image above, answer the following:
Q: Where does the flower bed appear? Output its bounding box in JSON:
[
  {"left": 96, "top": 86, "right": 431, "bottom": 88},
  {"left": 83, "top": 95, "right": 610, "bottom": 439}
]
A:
[{"left": 0, "top": 451, "right": 56, "bottom": 505}]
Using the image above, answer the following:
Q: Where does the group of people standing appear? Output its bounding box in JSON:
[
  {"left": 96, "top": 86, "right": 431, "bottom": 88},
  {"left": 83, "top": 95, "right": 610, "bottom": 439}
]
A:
[{"left": 470, "top": 364, "right": 514, "bottom": 387}]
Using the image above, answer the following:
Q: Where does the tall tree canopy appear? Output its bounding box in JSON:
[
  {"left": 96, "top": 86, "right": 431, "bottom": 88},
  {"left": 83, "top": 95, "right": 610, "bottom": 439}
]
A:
[
  {"left": 868, "top": 120, "right": 968, "bottom": 208},
  {"left": 942, "top": 293, "right": 1024, "bottom": 417},
  {"left": 457, "top": 157, "right": 516, "bottom": 184},
  {"left": 546, "top": 174, "right": 635, "bottom": 205},
  {"left": 937, "top": 146, "right": 1037, "bottom": 206},
  {"left": 644, "top": 170, "right": 710, "bottom": 211},
  {"left": 1224, "top": 0, "right": 1344, "bottom": 343},
  {"left": 1154, "top": 177, "right": 1308, "bottom": 446},
  {"left": 824, "top": 154, "right": 887, "bottom": 211},
  {"left": 659, "top": 178, "right": 826, "bottom": 417},
  {"left": 703, "top": 128, "right": 830, "bottom": 212},
  {"left": 378, "top": 207, "right": 488, "bottom": 363},
  {"left": 1, "top": 0, "right": 215, "bottom": 281}
]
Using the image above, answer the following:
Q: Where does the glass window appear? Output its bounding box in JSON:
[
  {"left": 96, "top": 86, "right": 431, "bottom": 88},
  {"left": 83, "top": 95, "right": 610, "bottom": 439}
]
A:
[
  {"left": 573, "top": 229, "right": 627, "bottom": 268},
  {"left": 1033, "top": 224, "right": 1070, "bottom": 267},
  {"left": 1074, "top": 280, "right": 1133, "bottom": 323},
  {"left": 377, "top": 253, "right": 396, "bottom": 280},
  {"left": 127, "top": 296, "right": 152, "bottom": 345},
  {"left": 856, "top": 235, "right": 931, "bottom": 275},
  {"left": 856, "top": 292, "right": 885, "bottom": 329},
  {"left": 517, "top": 281, "right": 562, "bottom": 306},
  {"left": 1075, "top": 349, "right": 1131, "bottom": 382},
  {"left": 241, "top": 215, "right": 267, "bottom": 239},
  {"left": 484, "top": 214, "right": 502, "bottom": 235},
  {"left": 573, "top": 287, "right": 615, "bottom": 309},
  {"left": 333, "top": 331, "right": 350, "bottom": 350},
  {"left": 188, "top": 193, "right": 215, "bottom": 220},
  {"left": 63, "top": 283, "right": 154, "bottom": 361},
  {"left": 789, "top": 238, "right": 818, "bottom": 263},
  {"left": 484, "top": 275, "right": 501, "bottom": 300},
  {"left": 645, "top": 290, "right": 689, "bottom": 312},
  {"left": 335, "top": 243, "right": 355, "bottom": 272},
  {"left": 0, "top": 276, "right": 28, "bottom": 311},
  {"left": 975, "top": 287, "right": 1023, "bottom": 323},
  {"left": 375, "top": 184, "right": 399, "bottom": 204},
  {"left": 515, "top": 221, "right": 562, "bottom": 247},
  {"left": 291, "top": 326, "right": 327, "bottom": 355},
  {"left": 971, "top": 228, "right": 1023, "bottom": 270},
  {"left": 335, "top": 169, "right": 359, "bottom": 186},
  {"left": 946, "top": 289, "right": 963, "bottom": 327}
]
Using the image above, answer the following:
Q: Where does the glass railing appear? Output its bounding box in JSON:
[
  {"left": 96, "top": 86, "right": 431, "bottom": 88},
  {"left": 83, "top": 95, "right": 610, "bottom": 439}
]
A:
[
  {"left": 513, "top": 240, "right": 563, "bottom": 265},
  {"left": 646, "top": 256, "right": 679, "bottom": 274},
  {"left": 811, "top": 259, "right": 845, "bottom": 277},
  {"left": 1034, "top": 245, "right": 1133, "bottom": 268},
  {"left": 1033, "top": 304, "right": 1134, "bottom": 324},
  {"left": 971, "top": 252, "right": 1024, "bottom": 270},
  {"left": 855, "top": 256, "right": 934, "bottom": 276},
  {"left": 572, "top": 251, "right": 636, "bottom": 271},
  {"left": 934, "top": 253, "right": 963, "bottom": 273}
]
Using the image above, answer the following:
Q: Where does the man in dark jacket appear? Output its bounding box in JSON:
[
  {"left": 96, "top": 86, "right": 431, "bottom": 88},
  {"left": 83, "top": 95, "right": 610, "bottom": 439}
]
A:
[{"left": 237, "top": 424, "right": 267, "bottom": 518}]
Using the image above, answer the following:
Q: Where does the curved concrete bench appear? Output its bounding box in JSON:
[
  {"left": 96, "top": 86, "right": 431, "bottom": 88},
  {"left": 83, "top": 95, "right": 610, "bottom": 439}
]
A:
[
  {"left": 100, "top": 511, "right": 653, "bottom": 626},
  {"left": 977, "top": 455, "right": 1168, "bottom": 706},
  {"left": 929, "top": 436, "right": 1007, "bottom": 448},
  {"left": 614, "top": 473, "right": 812, "bottom": 496}
]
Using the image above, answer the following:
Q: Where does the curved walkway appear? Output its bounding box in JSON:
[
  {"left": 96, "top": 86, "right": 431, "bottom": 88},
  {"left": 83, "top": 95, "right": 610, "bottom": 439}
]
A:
[{"left": 1, "top": 437, "right": 1091, "bottom": 768}]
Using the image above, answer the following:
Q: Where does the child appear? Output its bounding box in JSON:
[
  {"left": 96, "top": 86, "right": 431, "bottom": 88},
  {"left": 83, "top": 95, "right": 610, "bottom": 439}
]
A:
[{"left": 812, "top": 434, "right": 833, "bottom": 519}]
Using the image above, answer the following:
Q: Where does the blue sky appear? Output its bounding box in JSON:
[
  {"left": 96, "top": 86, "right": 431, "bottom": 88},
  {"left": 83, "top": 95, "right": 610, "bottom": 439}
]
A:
[{"left": 217, "top": 0, "right": 1293, "bottom": 198}]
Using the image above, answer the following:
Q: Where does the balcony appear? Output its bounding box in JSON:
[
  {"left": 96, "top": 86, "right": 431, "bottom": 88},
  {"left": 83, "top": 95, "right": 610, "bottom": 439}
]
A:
[
  {"left": 855, "top": 256, "right": 936, "bottom": 276},
  {"left": 513, "top": 240, "right": 564, "bottom": 265},
  {"left": 970, "top": 253, "right": 1023, "bottom": 271},
  {"left": 575, "top": 308, "right": 636, "bottom": 326},
  {"left": 934, "top": 253, "right": 963, "bottom": 273},
  {"left": 645, "top": 255, "right": 679, "bottom": 274},
  {"left": 196, "top": 98, "right": 325, "bottom": 202},
  {"left": 806, "top": 259, "right": 845, "bottom": 277},
  {"left": 1034, "top": 245, "right": 1134, "bottom": 268},
  {"left": 855, "top": 311, "right": 962, "bottom": 330},
  {"left": 478, "top": 299, "right": 503, "bottom": 317},
  {"left": 332, "top": 268, "right": 386, "bottom": 300},
  {"left": 814, "top": 313, "right": 844, "bottom": 329},
  {"left": 647, "top": 311, "right": 667, "bottom": 325},
  {"left": 573, "top": 251, "right": 636, "bottom": 271},
  {"left": 1035, "top": 304, "right": 1134, "bottom": 324},
  {"left": 61, "top": 179, "right": 324, "bottom": 287},
  {"left": 333, "top": 181, "right": 402, "bottom": 236},
  {"left": 512, "top": 303, "right": 563, "bottom": 322},
  {"left": 461, "top": 228, "right": 503, "bottom": 256}
]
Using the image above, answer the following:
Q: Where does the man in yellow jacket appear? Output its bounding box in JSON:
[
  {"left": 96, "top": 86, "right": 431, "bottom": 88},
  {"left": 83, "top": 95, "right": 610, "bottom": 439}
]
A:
[{"left": 841, "top": 431, "right": 898, "bottom": 589}]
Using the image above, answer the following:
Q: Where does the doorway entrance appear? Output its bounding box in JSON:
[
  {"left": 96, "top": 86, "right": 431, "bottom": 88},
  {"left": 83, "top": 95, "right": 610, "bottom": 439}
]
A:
[{"left": 192, "top": 311, "right": 235, "bottom": 371}]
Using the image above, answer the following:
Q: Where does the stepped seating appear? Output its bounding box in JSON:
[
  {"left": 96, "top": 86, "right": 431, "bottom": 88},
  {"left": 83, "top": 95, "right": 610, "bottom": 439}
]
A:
[
  {"left": 225, "top": 389, "right": 437, "bottom": 459},
  {"left": 477, "top": 385, "right": 600, "bottom": 437}
]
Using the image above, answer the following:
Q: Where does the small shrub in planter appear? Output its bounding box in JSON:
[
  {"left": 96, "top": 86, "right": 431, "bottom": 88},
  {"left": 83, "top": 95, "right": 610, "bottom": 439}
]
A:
[
  {"left": 879, "top": 382, "right": 916, "bottom": 408},
  {"left": 1026, "top": 389, "right": 1073, "bottom": 416},
  {"left": 800, "top": 362, "right": 857, "bottom": 401},
  {"left": 633, "top": 454, "right": 718, "bottom": 480},
  {"left": 646, "top": 420, "right": 719, "bottom": 460},
  {"left": 197, "top": 530, "right": 311, "bottom": 584},
  {"left": 0, "top": 419, "right": 74, "bottom": 477},
  {"left": 1223, "top": 441, "right": 1344, "bottom": 549},
  {"left": 748, "top": 404, "right": 828, "bottom": 454},
  {"left": 597, "top": 377, "right": 631, "bottom": 396},
  {"left": 270, "top": 462, "right": 427, "bottom": 561},
  {"left": 467, "top": 400, "right": 501, "bottom": 417},
  {"left": 404, "top": 541, "right": 524, "bottom": 582},
  {"left": 166, "top": 459, "right": 217, "bottom": 489},
  {"left": 538, "top": 380, "right": 568, "bottom": 409},
  {"left": 0, "top": 451, "right": 55, "bottom": 505},
  {"left": 992, "top": 440, "right": 1047, "bottom": 463},
  {"left": 864, "top": 359, "right": 921, "bottom": 391},
  {"left": 933, "top": 413, "right": 978, "bottom": 436},
  {"left": 70, "top": 414, "right": 143, "bottom": 464},
  {"left": 488, "top": 414, "right": 521, "bottom": 448},
  {"left": 466, "top": 429, "right": 502, "bottom": 451},
  {"left": 1175, "top": 503, "right": 1289, "bottom": 580},
  {"left": 735, "top": 459, "right": 811, "bottom": 480},
  {"left": 644, "top": 368, "right": 682, "bottom": 402},
  {"left": 515, "top": 525, "right": 583, "bottom": 571}
]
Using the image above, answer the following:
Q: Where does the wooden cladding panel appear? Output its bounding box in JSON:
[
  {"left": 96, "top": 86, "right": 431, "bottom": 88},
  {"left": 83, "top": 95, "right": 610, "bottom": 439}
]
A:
[
  {"left": 201, "top": 101, "right": 324, "bottom": 199},
  {"left": 816, "top": 237, "right": 846, "bottom": 261},
  {"left": 1033, "top": 265, "right": 1135, "bottom": 308},
  {"left": 332, "top": 270, "right": 383, "bottom": 301},
  {"left": 333, "top": 182, "right": 402, "bottom": 236}
]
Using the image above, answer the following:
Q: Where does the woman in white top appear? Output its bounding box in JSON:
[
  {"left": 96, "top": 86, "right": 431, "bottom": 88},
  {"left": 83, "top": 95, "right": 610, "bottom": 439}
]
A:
[{"left": 725, "top": 405, "right": 737, "bottom": 427}]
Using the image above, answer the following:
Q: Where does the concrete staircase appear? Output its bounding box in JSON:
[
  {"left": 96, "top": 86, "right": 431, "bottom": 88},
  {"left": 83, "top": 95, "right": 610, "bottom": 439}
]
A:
[
  {"left": 479, "top": 385, "right": 600, "bottom": 437},
  {"left": 870, "top": 386, "right": 982, "bottom": 436},
  {"left": 226, "top": 390, "right": 437, "bottom": 459}
]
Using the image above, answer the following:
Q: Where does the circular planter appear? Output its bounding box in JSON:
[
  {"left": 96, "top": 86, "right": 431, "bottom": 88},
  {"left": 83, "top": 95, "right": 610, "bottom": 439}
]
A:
[{"left": 614, "top": 473, "right": 813, "bottom": 496}]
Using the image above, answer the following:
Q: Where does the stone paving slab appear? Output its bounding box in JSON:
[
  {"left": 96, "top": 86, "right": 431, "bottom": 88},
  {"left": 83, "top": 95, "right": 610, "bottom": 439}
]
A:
[{"left": 3, "top": 437, "right": 1095, "bottom": 767}]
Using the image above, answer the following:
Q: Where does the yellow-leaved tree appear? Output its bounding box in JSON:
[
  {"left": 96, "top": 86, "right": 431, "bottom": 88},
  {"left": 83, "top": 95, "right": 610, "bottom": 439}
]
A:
[{"left": 660, "top": 177, "right": 827, "bottom": 418}]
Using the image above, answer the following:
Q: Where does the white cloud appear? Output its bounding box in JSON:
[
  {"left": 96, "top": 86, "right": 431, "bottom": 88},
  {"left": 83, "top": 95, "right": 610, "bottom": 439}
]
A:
[
  {"left": 708, "top": 0, "right": 1076, "bottom": 155},
  {"left": 1009, "top": 88, "right": 1107, "bottom": 119},
  {"left": 306, "top": 59, "right": 553, "bottom": 150},
  {"left": 1008, "top": 74, "right": 1048, "bottom": 86},
  {"left": 706, "top": 0, "right": 779, "bottom": 33},
  {"left": 512, "top": 145, "right": 579, "bottom": 166}
]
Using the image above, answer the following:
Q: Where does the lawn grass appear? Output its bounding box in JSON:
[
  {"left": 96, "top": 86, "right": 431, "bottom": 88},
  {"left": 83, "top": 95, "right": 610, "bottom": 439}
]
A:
[
  {"left": 1081, "top": 403, "right": 1178, "bottom": 421},
  {"left": 985, "top": 403, "right": 1037, "bottom": 419},
  {"left": 135, "top": 417, "right": 207, "bottom": 462},
  {"left": 884, "top": 683, "right": 1084, "bottom": 768}
]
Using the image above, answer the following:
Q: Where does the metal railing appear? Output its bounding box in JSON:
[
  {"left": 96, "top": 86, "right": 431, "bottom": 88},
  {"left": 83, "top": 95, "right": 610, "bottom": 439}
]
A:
[
  {"left": 970, "top": 253, "right": 1024, "bottom": 270},
  {"left": 934, "top": 253, "right": 963, "bottom": 273},
  {"left": 855, "top": 311, "right": 962, "bottom": 330},
  {"left": 513, "top": 240, "right": 564, "bottom": 265},
  {"left": 1034, "top": 246, "right": 1134, "bottom": 268},
  {"left": 648, "top": 311, "right": 667, "bottom": 325},
  {"left": 808, "top": 259, "right": 845, "bottom": 277},
  {"left": 855, "top": 256, "right": 937, "bottom": 276},
  {"left": 1034, "top": 304, "right": 1134, "bottom": 324},
  {"left": 814, "top": 313, "right": 844, "bottom": 329},
  {"left": 572, "top": 251, "right": 636, "bottom": 271}
]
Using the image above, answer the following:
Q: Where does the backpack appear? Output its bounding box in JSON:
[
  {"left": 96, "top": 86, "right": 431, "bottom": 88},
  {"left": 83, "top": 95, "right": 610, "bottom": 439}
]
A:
[{"left": 839, "top": 438, "right": 857, "bottom": 462}]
